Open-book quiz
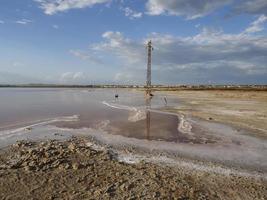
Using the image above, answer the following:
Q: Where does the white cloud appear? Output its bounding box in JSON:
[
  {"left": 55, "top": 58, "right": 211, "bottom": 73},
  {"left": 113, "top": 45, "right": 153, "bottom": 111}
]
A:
[
  {"left": 114, "top": 72, "right": 133, "bottom": 81},
  {"left": 33, "top": 0, "right": 267, "bottom": 19},
  {"left": 13, "top": 62, "right": 24, "bottom": 67},
  {"left": 73, "top": 71, "right": 84, "bottom": 79},
  {"left": 195, "top": 24, "right": 201, "bottom": 28},
  {"left": 15, "top": 19, "right": 33, "bottom": 25},
  {"left": 145, "top": 0, "right": 267, "bottom": 19},
  {"left": 69, "top": 49, "right": 103, "bottom": 64},
  {"left": 121, "top": 7, "right": 142, "bottom": 19},
  {"left": 35, "top": 0, "right": 110, "bottom": 15},
  {"left": 60, "top": 72, "right": 87, "bottom": 83},
  {"left": 145, "top": 0, "right": 231, "bottom": 19},
  {"left": 235, "top": 0, "right": 267, "bottom": 15},
  {"left": 91, "top": 31, "right": 144, "bottom": 65},
  {"left": 244, "top": 15, "right": 267, "bottom": 33},
  {"left": 114, "top": 71, "right": 146, "bottom": 84},
  {"left": 73, "top": 26, "right": 267, "bottom": 84},
  {"left": 52, "top": 24, "right": 59, "bottom": 29}
]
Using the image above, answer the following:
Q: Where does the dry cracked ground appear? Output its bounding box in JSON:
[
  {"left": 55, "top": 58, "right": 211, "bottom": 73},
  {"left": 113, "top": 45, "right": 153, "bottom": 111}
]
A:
[{"left": 0, "top": 137, "right": 266, "bottom": 200}]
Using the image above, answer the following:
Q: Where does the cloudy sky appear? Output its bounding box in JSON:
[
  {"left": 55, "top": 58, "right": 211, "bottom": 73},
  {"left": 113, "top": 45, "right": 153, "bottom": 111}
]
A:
[{"left": 0, "top": 0, "right": 267, "bottom": 85}]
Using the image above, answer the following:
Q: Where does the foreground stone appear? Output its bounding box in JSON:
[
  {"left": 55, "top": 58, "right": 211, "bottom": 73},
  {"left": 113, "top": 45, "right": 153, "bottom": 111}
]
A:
[{"left": 0, "top": 137, "right": 266, "bottom": 200}]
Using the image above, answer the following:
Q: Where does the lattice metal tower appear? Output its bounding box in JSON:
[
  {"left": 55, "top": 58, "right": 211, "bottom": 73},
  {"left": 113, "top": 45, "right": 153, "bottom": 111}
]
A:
[
  {"left": 145, "top": 41, "right": 153, "bottom": 139},
  {"left": 146, "top": 40, "right": 153, "bottom": 87}
]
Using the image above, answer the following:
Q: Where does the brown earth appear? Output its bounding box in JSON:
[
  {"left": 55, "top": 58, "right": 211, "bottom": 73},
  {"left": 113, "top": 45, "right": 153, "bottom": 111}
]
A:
[
  {"left": 162, "top": 90, "right": 267, "bottom": 139},
  {"left": 0, "top": 137, "right": 266, "bottom": 200}
]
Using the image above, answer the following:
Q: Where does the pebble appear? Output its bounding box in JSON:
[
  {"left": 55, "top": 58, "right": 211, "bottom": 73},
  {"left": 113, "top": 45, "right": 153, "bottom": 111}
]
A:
[
  {"left": 72, "top": 163, "right": 80, "bottom": 170},
  {"left": 68, "top": 143, "right": 76, "bottom": 152}
]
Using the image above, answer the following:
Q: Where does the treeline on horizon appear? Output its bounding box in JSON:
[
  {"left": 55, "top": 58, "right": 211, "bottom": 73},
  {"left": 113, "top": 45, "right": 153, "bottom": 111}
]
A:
[{"left": 0, "top": 84, "right": 267, "bottom": 91}]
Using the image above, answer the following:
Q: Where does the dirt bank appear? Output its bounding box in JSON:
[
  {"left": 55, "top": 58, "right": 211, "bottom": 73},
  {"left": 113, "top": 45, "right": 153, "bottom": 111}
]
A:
[{"left": 0, "top": 136, "right": 266, "bottom": 200}]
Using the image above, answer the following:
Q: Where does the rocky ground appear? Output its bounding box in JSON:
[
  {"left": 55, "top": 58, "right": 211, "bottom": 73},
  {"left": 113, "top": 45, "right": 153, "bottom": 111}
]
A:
[{"left": 0, "top": 136, "right": 266, "bottom": 200}]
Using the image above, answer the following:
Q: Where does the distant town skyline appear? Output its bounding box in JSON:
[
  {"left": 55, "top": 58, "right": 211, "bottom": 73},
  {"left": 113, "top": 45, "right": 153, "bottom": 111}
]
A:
[{"left": 0, "top": 0, "right": 267, "bottom": 85}]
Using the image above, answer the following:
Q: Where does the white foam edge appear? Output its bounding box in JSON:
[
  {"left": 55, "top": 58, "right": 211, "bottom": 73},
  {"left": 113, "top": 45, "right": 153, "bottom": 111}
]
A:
[
  {"left": 115, "top": 151, "right": 267, "bottom": 180},
  {"left": 102, "top": 101, "right": 192, "bottom": 134},
  {"left": 0, "top": 115, "right": 79, "bottom": 137}
]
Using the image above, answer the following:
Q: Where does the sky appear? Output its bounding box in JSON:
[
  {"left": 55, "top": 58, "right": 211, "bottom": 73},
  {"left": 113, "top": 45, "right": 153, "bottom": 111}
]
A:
[{"left": 0, "top": 0, "right": 267, "bottom": 85}]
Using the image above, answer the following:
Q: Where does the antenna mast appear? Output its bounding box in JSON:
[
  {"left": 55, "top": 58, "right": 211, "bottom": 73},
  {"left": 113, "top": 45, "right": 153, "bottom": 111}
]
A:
[
  {"left": 146, "top": 40, "right": 153, "bottom": 88},
  {"left": 145, "top": 41, "right": 153, "bottom": 139}
]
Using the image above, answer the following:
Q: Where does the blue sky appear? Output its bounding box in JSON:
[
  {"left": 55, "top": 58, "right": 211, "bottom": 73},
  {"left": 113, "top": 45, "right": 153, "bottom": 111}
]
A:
[{"left": 0, "top": 0, "right": 267, "bottom": 85}]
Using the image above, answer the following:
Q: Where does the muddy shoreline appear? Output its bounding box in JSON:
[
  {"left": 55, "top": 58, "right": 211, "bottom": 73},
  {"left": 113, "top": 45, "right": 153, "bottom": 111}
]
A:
[
  {"left": 0, "top": 89, "right": 266, "bottom": 199},
  {"left": 0, "top": 136, "right": 266, "bottom": 200}
]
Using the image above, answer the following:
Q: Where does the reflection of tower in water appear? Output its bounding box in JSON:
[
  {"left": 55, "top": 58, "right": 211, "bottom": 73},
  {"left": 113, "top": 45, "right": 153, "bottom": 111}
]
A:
[{"left": 146, "top": 96, "right": 151, "bottom": 140}]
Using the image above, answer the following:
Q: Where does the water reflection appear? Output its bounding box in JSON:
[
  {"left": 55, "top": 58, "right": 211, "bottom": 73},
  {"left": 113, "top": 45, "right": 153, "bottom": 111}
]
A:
[
  {"left": 0, "top": 88, "right": 180, "bottom": 142},
  {"left": 145, "top": 90, "right": 152, "bottom": 140}
]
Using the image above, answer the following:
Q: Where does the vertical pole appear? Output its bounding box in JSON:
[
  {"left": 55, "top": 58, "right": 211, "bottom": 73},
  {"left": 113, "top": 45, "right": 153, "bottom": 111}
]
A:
[
  {"left": 145, "top": 40, "right": 152, "bottom": 140},
  {"left": 146, "top": 40, "right": 152, "bottom": 88},
  {"left": 145, "top": 90, "right": 151, "bottom": 140},
  {"left": 146, "top": 105, "right": 151, "bottom": 140}
]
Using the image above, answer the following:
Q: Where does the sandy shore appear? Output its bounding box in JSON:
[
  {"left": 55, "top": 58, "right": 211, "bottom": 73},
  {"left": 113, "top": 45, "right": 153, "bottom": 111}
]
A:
[
  {"left": 162, "top": 90, "right": 267, "bottom": 139},
  {"left": 0, "top": 136, "right": 266, "bottom": 200}
]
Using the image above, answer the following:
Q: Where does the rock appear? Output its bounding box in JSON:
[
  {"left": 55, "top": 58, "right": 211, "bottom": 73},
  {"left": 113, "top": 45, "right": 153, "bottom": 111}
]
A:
[
  {"left": 40, "top": 142, "right": 46, "bottom": 146},
  {"left": 153, "top": 191, "right": 161, "bottom": 198},
  {"left": 13, "top": 141, "right": 27, "bottom": 148},
  {"left": 72, "top": 163, "right": 81, "bottom": 170},
  {"left": 127, "top": 183, "right": 135, "bottom": 191},
  {"left": 76, "top": 178, "right": 82, "bottom": 183},
  {"left": 41, "top": 157, "right": 49, "bottom": 164},
  {"left": 60, "top": 163, "right": 70, "bottom": 170},
  {"left": 54, "top": 132, "right": 63, "bottom": 136},
  {"left": 27, "top": 148, "right": 37, "bottom": 154},
  {"left": 68, "top": 143, "right": 76, "bottom": 152},
  {"left": 105, "top": 184, "right": 116, "bottom": 194},
  {"left": 8, "top": 159, "right": 22, "bottom": 169},
  {"left": 48, "top": 195, "right": 56, "bottom": 200},
  {"left": 25, "top": 127, "right": 33, "bottom": 131},
  {"left": 51, "top": 160, "right": 61, "bottom": 168},
  {"left": 0, "top": 164, "right": 7, "bottom": 170},
  {"left": 58, "top": 164, "right": 64, "bottom": 170},
  {"left": 28, "top": 161, "right": 37, "bottom": 167},
  {"left": 115, "top": 172, "right": 120, "bottom": 176},
  {"left": 119, "top": 183, "right": 126, "bottom": 190},
  {"left": 85, "top": 142, "right": 93, "bottom": 147},
  {"left": 12, "top": 143, "right": 20, "bottom": 148},
  {"left": 94, "top": 190, "right": 101, "bottom": 196},
  {"left": 24, "top": 165, "right": 35, "bottom": 171},
  {"left": 44, "top": 151, "right": 52, "bottom": 158}
]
